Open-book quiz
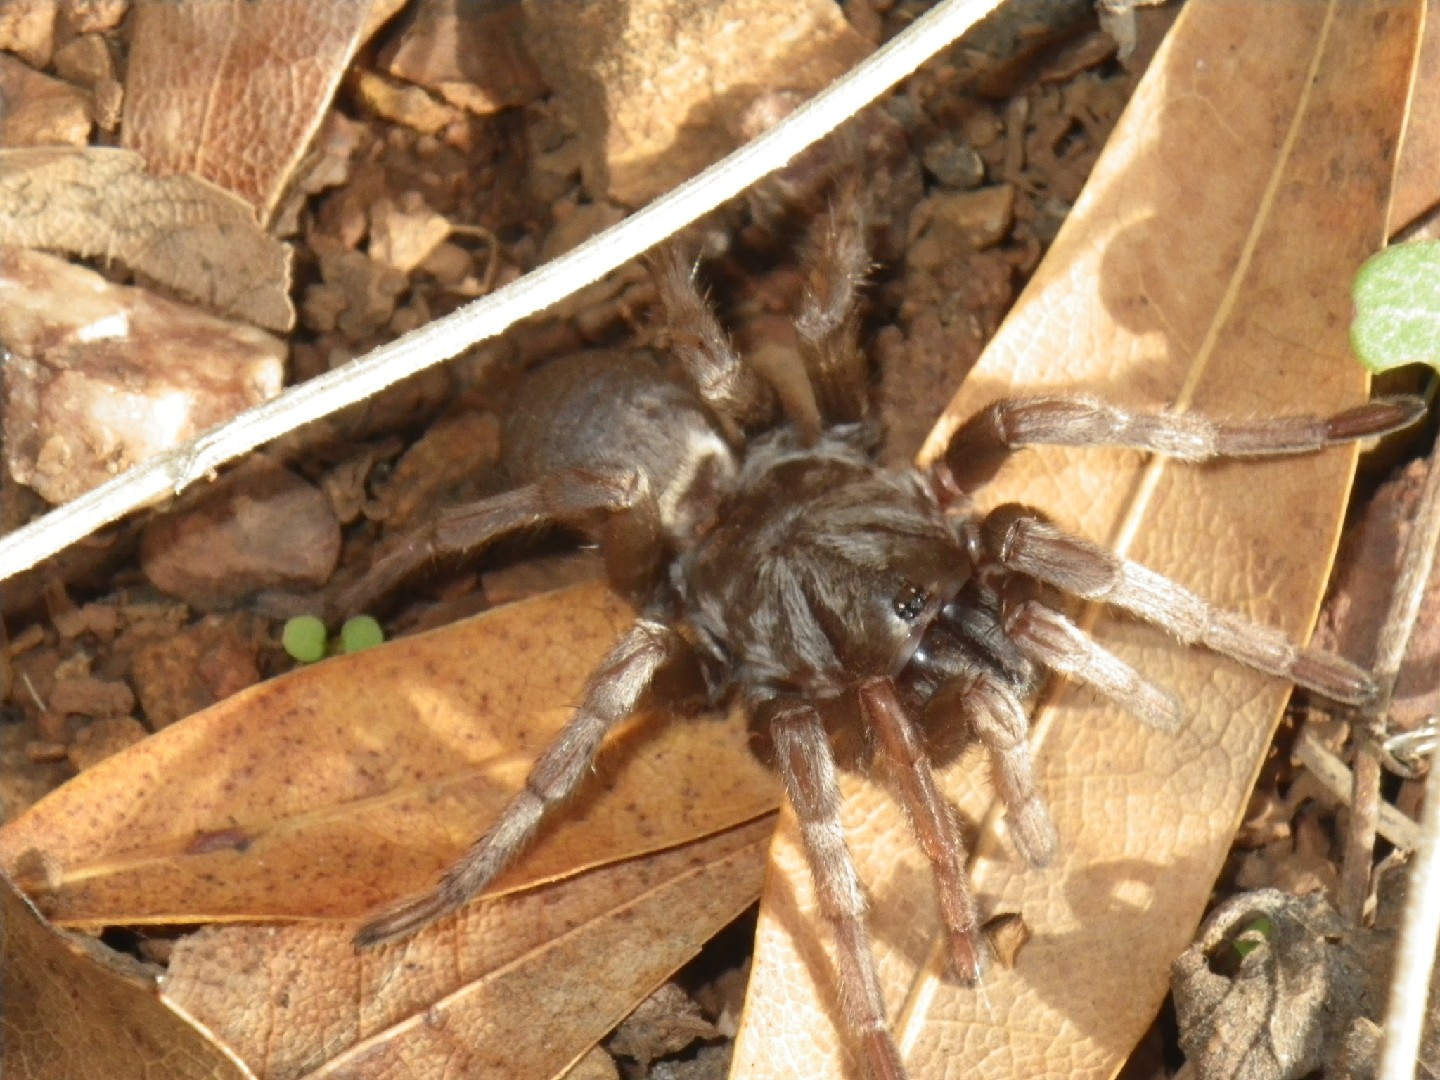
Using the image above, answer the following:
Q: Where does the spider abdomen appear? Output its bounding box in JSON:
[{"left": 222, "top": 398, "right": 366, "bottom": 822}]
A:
[{"left": 503, "top": 350, "right": 738, "bottom": 546}]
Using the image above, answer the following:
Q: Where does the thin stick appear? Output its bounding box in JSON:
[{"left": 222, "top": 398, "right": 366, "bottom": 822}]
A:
[
  {"left": 1378, "top": 755, "right": 1440, "bottom": 1080},
  {"left": 1339, "top": 434, "right": 1440, "bottom": 920},
  {"left": 1293, "top": 730, "right": 1423, "bottom": 852},
  {"left": 0, "top": 0, "right": 1005, "bottom": 585}
]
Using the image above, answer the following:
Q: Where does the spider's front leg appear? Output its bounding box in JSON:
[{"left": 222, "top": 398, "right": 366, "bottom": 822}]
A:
[
  {"left": 765, "top": 699, "right": 907, "bottom": 1080},
  {"left": 859, "top": 678, "right": 987, "bottom": 981},
  {"left": 979, "top": 504, "right": 1375, "bottom": 704},
  {"left": 354, "top": 617, "right": 693, "bottom": 948},
  {"left": 929, "top": 393, "right": 1425, "bottom": 700}
]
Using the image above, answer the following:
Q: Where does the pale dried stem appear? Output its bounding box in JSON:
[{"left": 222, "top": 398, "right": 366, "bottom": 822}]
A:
[
  {"left": 1349, "top": 427, "right": 1440, "bottom": 1080},
  {"left": 1379, "top": 754, "right": 1440, "bottom": 1080},
  {"left": 0, "top": 0, "right": 1005, "bottom": 586},
  {"left": 1292, "top": 730, "right": 1423, "bottom": 852},
  {"left": 1339, "top": 430, "right": 1440, "bottom": 922}
]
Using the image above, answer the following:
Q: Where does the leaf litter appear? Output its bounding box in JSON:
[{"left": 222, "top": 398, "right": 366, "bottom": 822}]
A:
[{"left": 0, "top": 0, "right": 1435, "bottom": 1078}]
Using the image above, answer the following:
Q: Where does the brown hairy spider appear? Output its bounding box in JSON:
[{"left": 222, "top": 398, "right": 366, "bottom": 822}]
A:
[{"left": 344, "top": 180, "right": 1422, "bottom": 1080}]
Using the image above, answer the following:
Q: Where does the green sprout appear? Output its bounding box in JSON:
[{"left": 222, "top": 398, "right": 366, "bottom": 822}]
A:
[
  {"left": 1230, "top": 914, "right": 1275, "bottom": 960},
  {"left": 282, "top": 615, "right": 328, "bottom": 664},
  {"left": 1352, "top": 241, "right": 1440, "bottom": 373},
  {"left": 340, "top": 615, "right": 385, "bottom": 654}
]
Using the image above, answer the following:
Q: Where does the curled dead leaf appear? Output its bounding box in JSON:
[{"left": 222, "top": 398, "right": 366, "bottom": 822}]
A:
[{"left": 1172, "top": 890, "right": 1389, "bottom": 1080}]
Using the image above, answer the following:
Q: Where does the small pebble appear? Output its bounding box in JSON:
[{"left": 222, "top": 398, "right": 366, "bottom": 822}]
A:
[{"left": 922, "top": 136, "right": 985, "bottom": 189}]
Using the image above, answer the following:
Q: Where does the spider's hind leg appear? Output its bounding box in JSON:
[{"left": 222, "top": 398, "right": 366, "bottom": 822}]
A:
[
  {"left": 354, "top": 617, "right": 693, "bottom": 948},
  {"left": 651, "top": 244, "right": 777, "bottom": 436},
  {"left": 334, "top": 466, "right": 659, "bottom": 618}
]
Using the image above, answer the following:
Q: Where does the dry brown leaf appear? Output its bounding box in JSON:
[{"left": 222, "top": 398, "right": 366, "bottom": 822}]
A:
[
  {"left": 160, "top": 818, "right": 771, "bottom": 1080},
  {"left": 121, "top": 0, "right": 405, "bottom": 224},
  {"left": 1391, "top": 0, "right": 1440, "bottom": 232},
  {"left": 0, "top": 147, "right": 294, "bottom": 332},
  {"left": 0, "top": 870, "right": 249, "bottom": 1080},
  {"left": 0, "top": 583, "right": 778, "bottom": 927},
  {"left": 733, "top": 3, "right": 1420, "bottom": 1077}
]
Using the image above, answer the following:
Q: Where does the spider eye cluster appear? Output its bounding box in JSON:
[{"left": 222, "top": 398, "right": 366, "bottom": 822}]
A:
[{"left": 893, "top": 581, "right": 931, "bottom": 622}]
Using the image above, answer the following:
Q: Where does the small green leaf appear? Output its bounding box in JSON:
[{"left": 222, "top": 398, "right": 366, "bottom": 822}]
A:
[
  {"left": 1231, "top": 914, "right": 1275, "bottom": 960},
  {"left": 1352, "top": 242, "right": 1440, "bottom": 373},
  {"left": 340, "top": 615, "right": 384, "bottom": 654},
  {"left": 282, "top": 616, "right": 328, "bottom": 664}
]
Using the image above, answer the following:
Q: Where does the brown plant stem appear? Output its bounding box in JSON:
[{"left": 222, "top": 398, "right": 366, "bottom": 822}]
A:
[{"left": 1338, "top": 421, "right": 1440, "bottom": 922}]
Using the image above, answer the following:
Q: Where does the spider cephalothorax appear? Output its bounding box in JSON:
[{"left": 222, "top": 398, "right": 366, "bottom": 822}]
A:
[{"left": 340, "top": 178, "right": 1421, "bottom": 1080}]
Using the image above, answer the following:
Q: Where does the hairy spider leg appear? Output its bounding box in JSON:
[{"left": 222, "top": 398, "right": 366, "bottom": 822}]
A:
[
  {"left": 981, "top": 508, "right": 1376, "bottom": 704},
  {"left": 998, "top": 594, "right": 1183, "bottom": 732},
  {"left": 860, "top": 677, "right": 988, "bottom": 981},
  {"left": 795, "top": 170, "right": 872, "bottom": 428},
  {"left": 768, "top": 701, "right": 907, "bottom": 1080},
  {"left": 334, "top": 466, "right": 656, "bottom": 617},
  {"left": 651, "top": 244, "right": 777, "bottom": 437},
  {"left": 934, "top": 394, "right": 1425, "bottom": 496},
  {"left": 354, "top": 618, "right": 689, "bottom": 948}
]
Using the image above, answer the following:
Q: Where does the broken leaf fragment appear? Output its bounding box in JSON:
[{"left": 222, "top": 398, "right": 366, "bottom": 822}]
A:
[
  {"left": 121, "top": 0, "right": 406, "bottom": 223},
  {"left": 0, "top": 870, "right": 246, "bottom": 1080},
  {"left": 0, "top": 147, "right": 294, "bottom": 331}
]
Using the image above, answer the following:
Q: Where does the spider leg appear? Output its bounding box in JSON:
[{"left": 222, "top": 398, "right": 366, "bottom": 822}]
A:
[
  {"left": 768, "top": 701, "right": 907, "bottom": 1080},
  {"left": 982, "top": 507, "right": 1375, "bottom": 704},
  {"left": 652, "top": 244, "right": 776, "bottom": 435},
  {"left": 1000, "top": 596, "right": 1182, "bottom": 733},
  {"left": 859, "top": 677, "right": 988, "bottom": 980},
  {"left": 354, "top": 617, "right": 688, "bottom": 948},
  {"left": 934, "top": 394, "right": 1424, "bottom": 494},
  {"left": 335, "top": 466, "right": 655, "bottom": 616},
  {"left": 795, "top": 171, "right": 871, "bottom": 427}
]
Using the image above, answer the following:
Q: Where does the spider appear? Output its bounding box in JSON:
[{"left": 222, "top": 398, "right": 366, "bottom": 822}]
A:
[{"left": 342, "top": 178, "right": 1421, "bottom": 1080}]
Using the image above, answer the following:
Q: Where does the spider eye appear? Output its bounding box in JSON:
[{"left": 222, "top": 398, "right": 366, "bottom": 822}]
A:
[{"left": 893, "top": 581, "right": 931, "bottom": 622}]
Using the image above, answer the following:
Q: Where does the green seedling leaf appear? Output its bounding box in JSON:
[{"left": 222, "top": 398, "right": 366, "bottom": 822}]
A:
[
  {"left": 281, "top": 615, "right": 327, "bottom": 663},
  {"left": 1351, "top": 242, "right": 1440, "bottom": 373},
  {"left": 340, "top": 614, "right": 384, "bottom": 653},
  {"left": 1231, "top": 914, "right": 1275, "bottom": 959}
]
